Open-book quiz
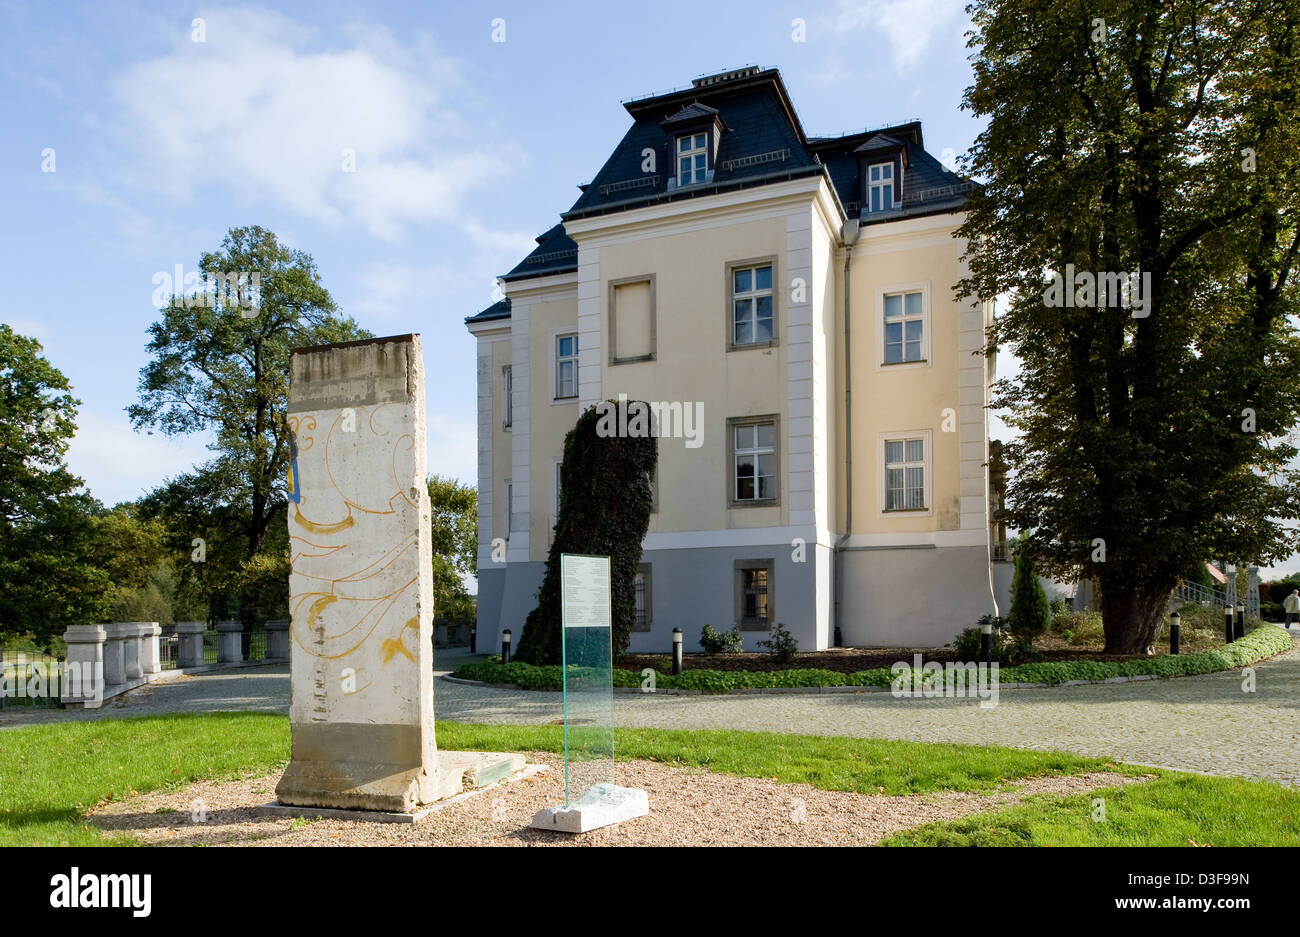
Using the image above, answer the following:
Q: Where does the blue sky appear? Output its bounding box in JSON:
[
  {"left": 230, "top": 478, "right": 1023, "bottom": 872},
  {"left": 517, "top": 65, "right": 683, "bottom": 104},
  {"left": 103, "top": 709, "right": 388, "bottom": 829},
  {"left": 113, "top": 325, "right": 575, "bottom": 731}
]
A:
[
  {"left": 6, "top": 1, "right": 1294, "bottom": 581},
  {"left": 1, "top": 0, "right": 984, "bottom": 503}
]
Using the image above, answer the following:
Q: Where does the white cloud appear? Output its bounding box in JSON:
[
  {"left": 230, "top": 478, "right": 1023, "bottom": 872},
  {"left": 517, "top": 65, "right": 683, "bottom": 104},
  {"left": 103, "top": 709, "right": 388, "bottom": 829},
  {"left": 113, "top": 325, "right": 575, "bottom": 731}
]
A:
[
  {"left": 66, "top": 409, "right": 212, "bottom": 505},
  {"left": 832, "top": 0, "right": 968, "bottom": 72},
  {"left": 113, "top": 7, "right": 522, "bottom": 240}
]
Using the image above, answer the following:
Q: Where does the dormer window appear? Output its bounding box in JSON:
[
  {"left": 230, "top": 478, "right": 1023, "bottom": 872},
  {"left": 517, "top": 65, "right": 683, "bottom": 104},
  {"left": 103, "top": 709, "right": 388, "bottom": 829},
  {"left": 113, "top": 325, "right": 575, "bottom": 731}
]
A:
[
  {"left": 678, "top": 133, "right": 708, "bottom": 185},
  {"left": 867, "top": 162, "right": 895, "bottom": 212}
]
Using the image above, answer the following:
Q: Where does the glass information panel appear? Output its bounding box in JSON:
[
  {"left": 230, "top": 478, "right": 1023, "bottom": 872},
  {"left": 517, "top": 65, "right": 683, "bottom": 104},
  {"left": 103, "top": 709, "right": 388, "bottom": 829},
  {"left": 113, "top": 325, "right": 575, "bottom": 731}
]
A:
[{"left": 560, "top": 553, "right": 615, "bottom": 806}]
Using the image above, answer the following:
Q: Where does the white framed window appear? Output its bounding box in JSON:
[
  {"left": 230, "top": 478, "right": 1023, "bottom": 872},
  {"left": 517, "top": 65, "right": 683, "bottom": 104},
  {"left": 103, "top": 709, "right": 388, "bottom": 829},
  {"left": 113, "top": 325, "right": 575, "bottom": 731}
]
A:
[
  {"left": 877, "top": 282, "right": 930, "bottom": 369},
  {"left": 501, "top": 364, "right": 513, "bottom": 429},
  {"left": 730, "top": 418, "right": 778, "bottom": 503},
  {"left": 730, "top": 261, "right": 775, "bottom": 347},
  {"left": 678, "top": 132, "right": 708, "bottom": 185},
  {"left": 867, "top": 161, "right": 895, "bottom": 212},
  {"left": 555, "top": 333, "right": 578, "bottom": 399},
  {"left": 879, "top": 432, "right": 932, "bottom": 513}
]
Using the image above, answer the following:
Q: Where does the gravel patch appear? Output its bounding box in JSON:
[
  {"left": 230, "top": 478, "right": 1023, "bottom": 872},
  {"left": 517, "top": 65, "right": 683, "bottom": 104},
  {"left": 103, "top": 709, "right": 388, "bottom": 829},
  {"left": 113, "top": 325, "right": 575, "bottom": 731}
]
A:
[{"left": 90, "top": 757, "right": 1153, "bottom": 847}]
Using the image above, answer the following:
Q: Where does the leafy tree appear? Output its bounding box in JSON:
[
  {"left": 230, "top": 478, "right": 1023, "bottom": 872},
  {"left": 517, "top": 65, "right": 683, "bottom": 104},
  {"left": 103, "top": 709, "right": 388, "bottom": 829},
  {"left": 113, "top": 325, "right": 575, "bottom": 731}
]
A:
[
  {"left": 129, "top": 227, "right": 370, "bottom": 622},
  {"left": 90, "top": 503, "right": 177, "bottom": 624},
  {"left": 428, "top": 475, "right": 477, "bottom": 575},
  {"left": 960, "top": 0, "right": 1300, "bottom": 652},
  {"left": 428, "top": 474, "right": 478, "bottom": 621},
  {"left": 0, "top": 325, "right": 109, "bottom": 645},
  {"left": 515, "top": 400, "right": 656, "bottom": 664},
  {"left": 1007, "top": 540, "right": 1051, "bottom": 646}
]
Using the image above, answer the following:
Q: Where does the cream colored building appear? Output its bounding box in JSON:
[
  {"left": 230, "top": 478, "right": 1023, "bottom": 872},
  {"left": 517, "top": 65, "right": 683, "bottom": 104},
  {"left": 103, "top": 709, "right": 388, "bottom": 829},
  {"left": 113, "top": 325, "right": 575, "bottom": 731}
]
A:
[{"left": 466, "top": 67, "right": 998, "bottom": 652}]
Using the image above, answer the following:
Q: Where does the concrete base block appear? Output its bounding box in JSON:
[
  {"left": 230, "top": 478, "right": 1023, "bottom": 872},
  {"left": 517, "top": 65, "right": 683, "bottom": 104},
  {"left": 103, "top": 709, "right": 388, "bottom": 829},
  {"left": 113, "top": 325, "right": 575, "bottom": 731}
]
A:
[
  {"left": 263, "top": 753, "right": 535, "bottom": 823},
  {"left": 530, "top": 784, "right": 649, "bottom": 834}
]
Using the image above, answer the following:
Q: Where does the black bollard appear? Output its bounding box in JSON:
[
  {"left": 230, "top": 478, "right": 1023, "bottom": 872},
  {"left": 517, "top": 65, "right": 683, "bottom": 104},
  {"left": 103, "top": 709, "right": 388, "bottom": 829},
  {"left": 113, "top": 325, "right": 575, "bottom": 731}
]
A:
[
  {"left": 980, "top": 618, "right": 993, "bottom": 665},
  {"left": 501, "top": 629, "right": 512, "bottom": 664},
  {"left": 1224, "top": 605, "right": 1234, "bottom": 644},
  {"left": 671, "top": 628, "right": 683, "bottom": 675},
  {"left": 1235, "top": 603, "right": 1245, "bottom": 642},
  {"left": 1169, "top": 611, "right": 1180, "bottom": 655}
]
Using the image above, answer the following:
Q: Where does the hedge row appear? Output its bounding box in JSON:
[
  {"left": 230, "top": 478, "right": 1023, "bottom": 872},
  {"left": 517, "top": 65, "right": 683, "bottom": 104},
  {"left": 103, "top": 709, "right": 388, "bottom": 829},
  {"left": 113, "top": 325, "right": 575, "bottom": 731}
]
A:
[{"left": 450, "top": 625, "right": 1295, "bottom": 694}]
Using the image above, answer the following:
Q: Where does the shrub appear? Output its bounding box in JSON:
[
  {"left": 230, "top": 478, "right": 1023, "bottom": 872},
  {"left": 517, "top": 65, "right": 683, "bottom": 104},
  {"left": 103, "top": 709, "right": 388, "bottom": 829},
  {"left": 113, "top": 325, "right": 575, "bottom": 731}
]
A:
[
  {"left": 1050, "top": 610, "right": 1105, "bottom": 646},
  {"left": 757, "top": 623, "right": 798, "bottom": 662},
  {"left": 452, "top": 625, "right": 1293, "bottom": 693},
  {"left": 1007, "top": 543, "right": 1050, "bottom": 644},
  {"left": 513, "top": 399, "right": 656, "bottom": 664},
  {"left": 699, "top": 624, "right": 744, "bottom": 654}
]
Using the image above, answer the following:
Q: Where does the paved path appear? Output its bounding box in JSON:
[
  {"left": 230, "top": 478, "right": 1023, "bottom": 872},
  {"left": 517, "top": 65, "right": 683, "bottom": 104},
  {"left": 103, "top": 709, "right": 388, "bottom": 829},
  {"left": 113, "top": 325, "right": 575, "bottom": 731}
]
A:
[{"left": 5, "top": 644, "right": 1298, "bottom": 786}]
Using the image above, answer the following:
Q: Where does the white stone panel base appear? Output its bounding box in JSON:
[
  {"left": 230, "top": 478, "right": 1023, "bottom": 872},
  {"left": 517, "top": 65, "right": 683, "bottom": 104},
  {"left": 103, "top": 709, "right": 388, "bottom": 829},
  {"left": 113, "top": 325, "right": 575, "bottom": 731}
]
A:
[{"left": 530, "top": 784, "right": 649, "bottom": 834}]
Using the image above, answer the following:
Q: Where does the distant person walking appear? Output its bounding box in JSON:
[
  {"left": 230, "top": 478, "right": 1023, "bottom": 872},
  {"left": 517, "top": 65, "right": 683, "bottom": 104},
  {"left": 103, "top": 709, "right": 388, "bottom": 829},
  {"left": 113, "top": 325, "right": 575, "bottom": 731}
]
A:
[{"left": 1284, "top": 589, "right": 1300, "bottom": 628}]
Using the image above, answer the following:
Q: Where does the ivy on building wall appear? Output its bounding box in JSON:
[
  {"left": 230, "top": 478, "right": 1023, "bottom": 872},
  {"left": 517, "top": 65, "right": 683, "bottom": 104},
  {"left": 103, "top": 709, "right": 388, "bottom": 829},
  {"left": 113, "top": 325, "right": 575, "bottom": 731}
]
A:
[{"left": 514, "top": 400, "right": 657, "bottom": 664}]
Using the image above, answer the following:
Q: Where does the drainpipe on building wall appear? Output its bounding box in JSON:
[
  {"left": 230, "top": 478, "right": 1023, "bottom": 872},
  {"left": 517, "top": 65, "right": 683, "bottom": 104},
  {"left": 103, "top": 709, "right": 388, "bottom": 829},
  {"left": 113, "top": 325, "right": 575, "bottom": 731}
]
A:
[{"left": 833, "top": 218, "right": 860, "bottom": 647}]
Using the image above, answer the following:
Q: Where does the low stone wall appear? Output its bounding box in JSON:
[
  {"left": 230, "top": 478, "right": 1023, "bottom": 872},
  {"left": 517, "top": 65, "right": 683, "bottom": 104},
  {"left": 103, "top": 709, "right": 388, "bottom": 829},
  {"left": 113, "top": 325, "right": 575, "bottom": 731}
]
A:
[{"left": 61, "top": 619, "right": 292, "bottom": 709}]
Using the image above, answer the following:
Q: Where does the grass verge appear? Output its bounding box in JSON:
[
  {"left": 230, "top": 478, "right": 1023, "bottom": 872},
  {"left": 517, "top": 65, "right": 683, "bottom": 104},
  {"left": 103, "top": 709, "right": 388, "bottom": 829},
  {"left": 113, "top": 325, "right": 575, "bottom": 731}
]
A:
[
  {"left": 2, "top": 714, "right": 1123, "bottom": 845},
  {"left": 881, "top": 773, "right": 1300, "bottom": 846},
  {"left": 5, "top": 714, "right": 1295, "bottom": 846}
]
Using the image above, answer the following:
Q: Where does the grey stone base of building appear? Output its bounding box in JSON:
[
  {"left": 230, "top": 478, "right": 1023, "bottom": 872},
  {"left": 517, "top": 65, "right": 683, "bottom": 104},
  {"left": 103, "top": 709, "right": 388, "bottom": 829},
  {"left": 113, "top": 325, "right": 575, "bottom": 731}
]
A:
[
  {"left": 267, "top": 751, "right": 532, "bottom": 822},
  {"left": 530, "top": 784, "right": 650, "bottom": 834}
]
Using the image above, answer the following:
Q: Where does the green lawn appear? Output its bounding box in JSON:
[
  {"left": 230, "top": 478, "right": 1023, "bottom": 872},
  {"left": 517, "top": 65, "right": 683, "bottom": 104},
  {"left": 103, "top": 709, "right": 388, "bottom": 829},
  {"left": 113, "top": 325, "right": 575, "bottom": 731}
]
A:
[
  {"left": 2, "top": 713, "right": 1296, "bottom": 846},
  {"left": 882, "top": 773, "right": 1300, "bottom": 846}
]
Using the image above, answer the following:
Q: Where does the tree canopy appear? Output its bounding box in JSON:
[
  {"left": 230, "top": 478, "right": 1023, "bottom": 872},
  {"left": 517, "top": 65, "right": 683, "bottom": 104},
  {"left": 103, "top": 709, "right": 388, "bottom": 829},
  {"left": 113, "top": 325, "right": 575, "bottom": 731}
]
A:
[
  {"left": 129, "top": 226, "right": 370, "bottom": 621},
  {"left": 515, "top": 400, "right": 656, "bottom": 664},
  {"left": 961, "top": 0, "right": 1300, "bottom": 651}
]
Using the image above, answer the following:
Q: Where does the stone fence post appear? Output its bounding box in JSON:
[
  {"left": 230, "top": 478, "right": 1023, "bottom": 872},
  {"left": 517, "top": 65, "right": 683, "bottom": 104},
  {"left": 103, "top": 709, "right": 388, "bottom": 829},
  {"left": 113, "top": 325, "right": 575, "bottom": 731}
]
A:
[
  {"left": 264, "top": 619, "right": 291, "bottom": 661},
  {"left": 61, "top": 624, "right": 106, "bottom": 706},
  {"left": 117, "top": 623, "right": 143, "bottom": 681},
  {"left": 103, "top": 623, "right": 128, "bottom": 688},
  {"left": 216, "top": 620, "right": 244, "bottom": 664},
  {"left": 139, "top": 622, "right": 162, "bottom": 675},
  {"left": 175, "top": 621, "right": 206, "bottom": 668}
]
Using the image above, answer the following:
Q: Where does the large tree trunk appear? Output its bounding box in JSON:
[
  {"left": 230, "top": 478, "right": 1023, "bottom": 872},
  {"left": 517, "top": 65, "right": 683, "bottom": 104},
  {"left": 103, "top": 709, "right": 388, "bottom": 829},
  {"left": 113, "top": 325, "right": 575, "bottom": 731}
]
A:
[{"left": 1099, "top": 578, "right": 1174, "bottom": 655}]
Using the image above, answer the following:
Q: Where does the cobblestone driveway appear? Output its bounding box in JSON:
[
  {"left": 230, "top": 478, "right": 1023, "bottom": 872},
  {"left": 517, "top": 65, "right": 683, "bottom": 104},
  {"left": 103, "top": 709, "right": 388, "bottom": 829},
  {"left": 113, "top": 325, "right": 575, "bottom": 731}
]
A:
[{"left": 4, "top": 644, "right": 1297, "bottom": 785}]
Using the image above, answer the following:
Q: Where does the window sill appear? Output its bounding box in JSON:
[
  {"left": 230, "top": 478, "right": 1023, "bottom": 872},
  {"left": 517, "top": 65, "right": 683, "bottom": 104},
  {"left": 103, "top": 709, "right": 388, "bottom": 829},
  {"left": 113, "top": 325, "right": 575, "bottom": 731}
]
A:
[
  {"left": 739, "top": 620, "right": 771, "bottom": 632},
  {"left": 880, "top": 359, "right": 928, "bottom": 367},
  {"left": 552, "top": 395, "right": 579, "bottom": 403},
  {"left": 727, "top": 340, "right": 779, "bottom": 353},
  {"left": 883, "top": 507, "right": 929, "bottom": 513},
  {"left": 611, "top": 354, "right": 655, "bottom": 365},
  {"left": 729, "top": 498, "right": 780, "bottom": 509}
]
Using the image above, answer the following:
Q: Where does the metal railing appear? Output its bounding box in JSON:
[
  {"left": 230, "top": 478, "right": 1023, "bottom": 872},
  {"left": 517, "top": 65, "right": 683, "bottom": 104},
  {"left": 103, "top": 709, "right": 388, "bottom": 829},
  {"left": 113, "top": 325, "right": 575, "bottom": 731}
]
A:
[
  {"left": 1172, "top": 580, "right": 1225, "bottom": 607},
  {"left": 598, "top": 175, "right": 658, "bottom": 197},
  {"left": 721, "top": 148, "right": 790, "bottom": 172},
  {"left": 902, "top": 181, "right": 976, "bottom": 205},
  {"left": 245, "top": 628, "right": 267, "bottom": 662},
  {"left": 0, "top": 648, "right": 61, "bottom": 709},
  {"left": 160, "top": 633, "right": 179, "bottom": 670}
]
